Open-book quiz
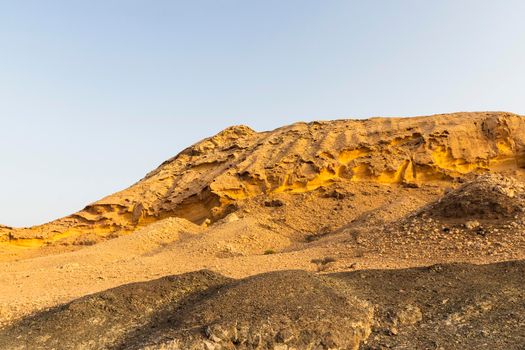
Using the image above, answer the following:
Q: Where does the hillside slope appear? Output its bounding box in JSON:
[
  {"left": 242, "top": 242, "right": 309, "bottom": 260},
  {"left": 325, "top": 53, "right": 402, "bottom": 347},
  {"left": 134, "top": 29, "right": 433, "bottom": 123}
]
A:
[
  {"left": 2, "top": 112, "right": 524, "bottom": 248},
  {"left": 1, "top": 112, "right": 525, "bottom": 339}
]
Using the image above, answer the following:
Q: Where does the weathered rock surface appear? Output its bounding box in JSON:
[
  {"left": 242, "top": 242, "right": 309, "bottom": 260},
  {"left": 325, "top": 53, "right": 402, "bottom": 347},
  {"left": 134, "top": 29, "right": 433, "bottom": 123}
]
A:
[
  {"left": 422, "top": 173, "right": 525, "bottom": 220},
  {"left": 1, "top": 112, "right": 525, "bottom": 339},
  {"left": 2, "top": 112, "right": 525, "bottom": 246},
  {"left": 1, "top": 261, "right": 524, "bottom": 349},
  {"left": 384, "top": 173, "right": 525, "bottom": 248},
  {"left": 0, "top": 270, "right": 373, "bottom": 350},
  {"left": 333, "top": 260, "right": 525, "bottom": 349}
]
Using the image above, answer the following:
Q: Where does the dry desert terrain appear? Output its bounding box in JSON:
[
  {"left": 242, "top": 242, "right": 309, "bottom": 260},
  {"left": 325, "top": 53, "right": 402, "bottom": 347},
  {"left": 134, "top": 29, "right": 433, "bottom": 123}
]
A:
[{"left": 1, "top": 111, "right": 525, "bottom": 349}]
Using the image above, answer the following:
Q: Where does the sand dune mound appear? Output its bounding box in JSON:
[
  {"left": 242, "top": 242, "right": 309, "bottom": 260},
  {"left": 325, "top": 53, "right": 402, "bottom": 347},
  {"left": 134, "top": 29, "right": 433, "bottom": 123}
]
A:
[{"left": 2, "top": 261, "right": 524, "bottom": 350}]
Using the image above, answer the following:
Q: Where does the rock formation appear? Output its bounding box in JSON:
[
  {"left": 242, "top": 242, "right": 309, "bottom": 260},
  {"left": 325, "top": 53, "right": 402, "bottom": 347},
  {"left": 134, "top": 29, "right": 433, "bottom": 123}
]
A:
[
  {"left": 2, "top": 112, "right": 524, "bottom": 247},
  {"left": 2, "top": 112, "right": 525, "bottom": 349}
]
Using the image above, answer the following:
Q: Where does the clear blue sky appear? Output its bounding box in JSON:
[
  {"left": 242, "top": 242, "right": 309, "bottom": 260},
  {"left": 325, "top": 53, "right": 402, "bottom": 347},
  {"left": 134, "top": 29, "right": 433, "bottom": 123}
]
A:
[{"left": 1, "top": 0, "right": 524, "bottom": 227}]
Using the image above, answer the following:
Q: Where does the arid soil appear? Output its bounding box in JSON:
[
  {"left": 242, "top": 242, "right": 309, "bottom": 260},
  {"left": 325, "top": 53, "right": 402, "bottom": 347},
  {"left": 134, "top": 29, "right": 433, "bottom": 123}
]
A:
[
  {"left": 1, "top": 112, "right": 525, "bottom": 349},
  {"left": 1, "top": 262, "right": 523, "bottom": 349}
]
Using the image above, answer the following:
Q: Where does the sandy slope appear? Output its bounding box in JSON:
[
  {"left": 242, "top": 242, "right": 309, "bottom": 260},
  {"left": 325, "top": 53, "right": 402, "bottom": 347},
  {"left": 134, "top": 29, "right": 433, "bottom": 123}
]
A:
[{"left": 1, "top": 176, "right": 524, "bottom": 325}]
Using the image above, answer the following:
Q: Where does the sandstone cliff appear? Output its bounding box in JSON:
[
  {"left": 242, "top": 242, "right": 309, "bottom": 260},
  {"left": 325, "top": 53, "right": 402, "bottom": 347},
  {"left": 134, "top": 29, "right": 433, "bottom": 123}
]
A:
[{"left": 2, "top": 112, "right": 524, "bottom": 245}]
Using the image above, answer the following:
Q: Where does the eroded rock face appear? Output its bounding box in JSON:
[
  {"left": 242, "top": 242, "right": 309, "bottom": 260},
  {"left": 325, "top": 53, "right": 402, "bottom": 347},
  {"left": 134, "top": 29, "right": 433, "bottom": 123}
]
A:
[{"left": 3, "top": 112, "right": 525, "bottom": 245}]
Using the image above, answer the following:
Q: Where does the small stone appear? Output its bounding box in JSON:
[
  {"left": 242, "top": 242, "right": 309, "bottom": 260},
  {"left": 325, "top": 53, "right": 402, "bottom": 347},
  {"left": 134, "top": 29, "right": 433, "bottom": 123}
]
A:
[
  {"left": 324, "top": 189, "right": 346, "bottom": 199},
  {"left": 275, "top": 329, "right": 294, "bottom": 343},
  {"left": 403, "top": 182, "right": 420, "bottom": 189},
  {"left": 465, "top": 220, "right": 480, "bottom": 230},
  {"left": 396, "top": 305, "right": 423, "bottom": 326},
  {"left": 224, "top": 213, "right": 239, "bottom": 223},
  {"left": 203, "top": 340, "right": 217, "bottom": 350},
  {"left": 389, "top": 326, "right": 399, "bottom": 335},
  {"left": 264, "top": 199, "right": 284, "bottom": 207}
]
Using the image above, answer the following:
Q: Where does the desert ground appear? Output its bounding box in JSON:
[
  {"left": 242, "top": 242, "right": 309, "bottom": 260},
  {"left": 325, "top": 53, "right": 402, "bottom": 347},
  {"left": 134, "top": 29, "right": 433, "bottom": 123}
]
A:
[{"left": 1, "top": 111, "right": 525, "bottom": 349}]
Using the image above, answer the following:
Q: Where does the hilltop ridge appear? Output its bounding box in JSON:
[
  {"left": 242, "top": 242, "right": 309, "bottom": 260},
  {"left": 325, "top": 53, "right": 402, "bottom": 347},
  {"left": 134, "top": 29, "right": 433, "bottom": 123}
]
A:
[{"left": 1, "top": 112, "right": 524, "bottom": 248}]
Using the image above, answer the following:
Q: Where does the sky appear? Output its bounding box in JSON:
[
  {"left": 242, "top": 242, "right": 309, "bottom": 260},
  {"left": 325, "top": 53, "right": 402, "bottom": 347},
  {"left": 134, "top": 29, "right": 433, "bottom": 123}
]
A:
[{"left": 1, "top": 0, "right": 524, "bottom": 227}]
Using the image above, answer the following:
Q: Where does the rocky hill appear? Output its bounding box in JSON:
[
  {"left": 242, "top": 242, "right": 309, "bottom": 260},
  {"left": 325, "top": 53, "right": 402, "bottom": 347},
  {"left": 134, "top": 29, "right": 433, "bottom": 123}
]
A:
[
  {"left": 2, "top": 112, "right": 524, "bottom": 248},
  {"left": 1, "top": 112, "right": 525, "bottom": 349}
]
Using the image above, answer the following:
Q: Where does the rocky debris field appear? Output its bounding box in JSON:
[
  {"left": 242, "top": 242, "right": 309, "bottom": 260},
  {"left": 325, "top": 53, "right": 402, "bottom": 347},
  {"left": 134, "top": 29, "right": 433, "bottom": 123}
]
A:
[
  {"left": 335, "top": 260, "right": 525, "bottom": 350},
  {"left": 0, "top": 270, "right": 372, "bottom": 350},
  {"left": 354, "top": 173, "right": 525, "bottom": 262},
  {"left": 1, "top": 261, "right": 524, "bottom": 349}
]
